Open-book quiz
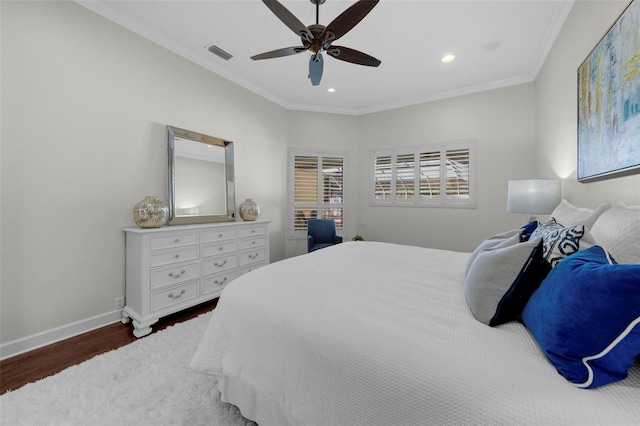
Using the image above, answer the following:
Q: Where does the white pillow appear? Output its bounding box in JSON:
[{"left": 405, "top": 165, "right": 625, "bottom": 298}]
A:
[
  {"left": 590, "top": 201, "right": 640, "bottom": 264},
  {"left": 550, "top": 199, "right": 609, "bottom": 229}
]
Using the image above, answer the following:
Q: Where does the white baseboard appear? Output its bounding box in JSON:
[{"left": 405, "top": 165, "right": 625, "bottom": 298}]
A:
[{"left": 0, "top": 310, "right": 124, "bottom": 361}]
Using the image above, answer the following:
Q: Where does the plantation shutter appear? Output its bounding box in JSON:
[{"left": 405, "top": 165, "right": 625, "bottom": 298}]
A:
[
  {"left": 445, "top": 148, "right": 470, "bottom": 200},
  {"left": 396, "top": 153, "right": 415, "bottom": 199},
  {"left": 419, "top": 150, "right": 441, "bottom": 199},
  {"left": 293, "top": 155, "right": 319, "bottom": 231},
  {"left": 370, "top": 140, "right": 476, "bottom": 208},
  {"left": 373, "top": 154, "right": 392, "bottom": 200},
  {"left": 290, "top": 150, "right": 347, "bottom": 238}
]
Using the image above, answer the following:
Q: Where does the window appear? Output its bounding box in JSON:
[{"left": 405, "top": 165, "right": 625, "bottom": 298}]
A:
[
  {"left": 288, "top": 149, "right": 348, "bottom": 239},
  {"left": 370, "top": 139, "right": 476, "bottom": 208}
]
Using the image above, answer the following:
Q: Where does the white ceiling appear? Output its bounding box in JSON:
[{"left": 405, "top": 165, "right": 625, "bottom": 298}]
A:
[{"left": 76, "top": 0, "right": 575, "bottom": 115}]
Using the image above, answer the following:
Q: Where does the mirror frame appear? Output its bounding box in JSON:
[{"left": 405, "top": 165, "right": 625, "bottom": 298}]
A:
[{"left": 167, "top": 125, "right": 236, "bottom": 225}]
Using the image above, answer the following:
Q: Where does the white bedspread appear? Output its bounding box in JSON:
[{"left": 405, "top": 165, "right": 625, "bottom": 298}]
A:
[{"left": 191, "top": 241, "right": 640, "bottom": 425}]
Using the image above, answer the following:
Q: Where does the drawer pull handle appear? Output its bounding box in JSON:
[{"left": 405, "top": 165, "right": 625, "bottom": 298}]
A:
[
  {"left": 251, "top": 229, "right": 256, "bottom": 233},
  {"left": 214, "top": 277, "right": 228, "bottom": 285},
  {"left": 218, "top": 233, "right": 223, "bottom": 238},
  {"left": 168, "top": 270, "right": 186, "bottom": 278},
  {"left": 214, "top": 260, "right": 227, "bottom": 268},
  {"left": 174, "top": 254, "right": 180, "bottom": 259},
  {"left": 251, "top": 241, "right": 256, "bottom": 245},
  {"left": 174, "top": 239, "right": 180, "bottom": 243},
  {"left": 248, "top": 253, "right": 259, "bottom": 260},
  {"left": 168, "top": 289, "right": 186, "bottom": 299},
  {"left": 219, "top": 246, "right": 223, "bottom": 251}
]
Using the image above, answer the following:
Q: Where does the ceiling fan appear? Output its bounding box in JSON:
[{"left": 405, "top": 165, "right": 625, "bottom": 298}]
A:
[{"left": 251, "top": 0, "right": 381, "bottom": 86}]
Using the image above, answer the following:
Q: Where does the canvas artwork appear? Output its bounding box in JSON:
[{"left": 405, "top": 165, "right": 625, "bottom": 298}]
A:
[{"left": 577, "top": 0, "right": 640, "bottom": 181}]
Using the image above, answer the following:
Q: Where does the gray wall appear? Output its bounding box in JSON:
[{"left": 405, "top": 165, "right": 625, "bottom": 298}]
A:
[
  {"left": 356, "top": 83, "right": 536, "bottom": 251},
  {"left": 0, "top": 1, "right": 290, "bottom": 344},
  {"left": 536, "top": 0, "right": 640, "bottom": 205},
  {"left": 1, "top": 0, "right": 638, "bottom": 349}
]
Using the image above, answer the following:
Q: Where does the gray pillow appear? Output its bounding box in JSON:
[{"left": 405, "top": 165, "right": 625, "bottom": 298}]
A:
[
  {"left": 465, "top": 229, "right": 521, "bottom": 277},
  {"left": 464, "top": 234, "right": 550, "bottom": 326}
]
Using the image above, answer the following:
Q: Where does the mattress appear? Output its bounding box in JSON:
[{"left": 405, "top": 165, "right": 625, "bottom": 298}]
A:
[{"left": 191, "top": 241, "right": 640, "bottom": 425}]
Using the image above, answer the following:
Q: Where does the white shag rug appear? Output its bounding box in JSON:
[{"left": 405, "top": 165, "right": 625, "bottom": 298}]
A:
[{"left": 0, "top": 312, "right": 255, "bottom": 426}]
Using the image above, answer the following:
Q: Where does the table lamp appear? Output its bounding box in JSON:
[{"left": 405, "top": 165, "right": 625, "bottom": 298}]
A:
[{"left": 507, "top": 179, "right": 561, "bottom": 222}]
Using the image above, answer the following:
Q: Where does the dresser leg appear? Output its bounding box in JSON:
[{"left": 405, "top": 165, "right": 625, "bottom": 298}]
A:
[{"left": 131, "top": 318, "right": 157, "bottom": 338}]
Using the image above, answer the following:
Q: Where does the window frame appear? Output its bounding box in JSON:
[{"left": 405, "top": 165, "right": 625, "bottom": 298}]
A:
[
  {"left": 288, "top": 148, "right": 349, "bottom": 240},
  {"left": 369, "top": 139, "right": 477, "bottom": 208}
]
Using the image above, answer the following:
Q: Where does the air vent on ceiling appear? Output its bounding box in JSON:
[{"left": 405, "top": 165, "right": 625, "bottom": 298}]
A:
[{"left": 207, "top": 44, "right": 233, "bottom": 61}]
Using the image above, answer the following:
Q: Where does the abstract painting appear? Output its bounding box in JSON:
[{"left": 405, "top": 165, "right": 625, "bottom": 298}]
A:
[{"left": 578, "top": 0, "right": 640, "bottom": 181}]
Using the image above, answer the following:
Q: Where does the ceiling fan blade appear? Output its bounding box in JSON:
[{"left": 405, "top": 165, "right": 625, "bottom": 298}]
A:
[
  {"left": 323, "top": 0, "right": 379, "bottom": 42},
  {"left": 262, "top": 0, "right": 313, "bottom": 42},
  {"left": 309, "top": 53, "right": 324, "bottom": 86},
  {"left": 251, "top": 46, "right": 308, "bottom": 60},
  {"left": 327, "top": 46, "right": 381, "bottom": 67}
]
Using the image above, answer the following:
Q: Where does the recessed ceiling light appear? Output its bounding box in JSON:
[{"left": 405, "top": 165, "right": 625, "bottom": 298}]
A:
[
  {"left": 441, "top": 54, "right": 456, "bottom": 64},
  {"left": 327, "top": 88, "right": 336, "bottom": 93}
]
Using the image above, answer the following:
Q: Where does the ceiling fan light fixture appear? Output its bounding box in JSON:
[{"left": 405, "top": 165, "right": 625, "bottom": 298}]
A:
[
  {"left": 441, "top": 54, "right": 456, "bottom": 64},
  {"left": 252, "top": 0, "right": 381, "bottom": 86}
]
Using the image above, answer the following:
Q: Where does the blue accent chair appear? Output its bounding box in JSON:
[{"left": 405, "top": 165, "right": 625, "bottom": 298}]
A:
[{"left": 307, "top": 219, "right": 342, "bottom": 252}]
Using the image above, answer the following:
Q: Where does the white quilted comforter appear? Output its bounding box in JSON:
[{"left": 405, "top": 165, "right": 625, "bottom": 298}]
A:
[{"left": 191, "top": 241, "right": 640, "bottom": 425}]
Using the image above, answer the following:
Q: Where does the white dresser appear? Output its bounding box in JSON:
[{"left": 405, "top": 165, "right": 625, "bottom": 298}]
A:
[{"left": 122, "top": 221, "right": 269, "bottom": 337}]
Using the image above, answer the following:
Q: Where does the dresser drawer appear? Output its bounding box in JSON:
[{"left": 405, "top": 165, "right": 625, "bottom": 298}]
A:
[
  {"left": 238, "top": 248, "right": 267, "bottom": 266},
  {"left": 201, "top": 253, "right": 238, "bottom": 275},
  {"left": 238, "top": 236, "right": 266, "bottom": 251},
  {"left": 238, "top": 224, "right": 267, "bottom": 239},
  {"left": 150, "top": 232, "right": 199, "bottom": 251},
  {"left": 201, "top": 228, "right": 237, "bottom": 244},
  {"left": 201, "top": 270, "right": 238, "bottom": 295},
  {"left": 150, "top": 246, "right": 199, "bottom": 268},
  {"left": 150, "top": 262, "right": 200, "bottom": 290},
  {"left": 239, "top": 261, "right": 267, "bottom": 276},
  {"left": 202, "top": 240, "right": 238, "bottom": 258},
  {"left": 151, "top": 281, "right": 199, "bottom": 311}
]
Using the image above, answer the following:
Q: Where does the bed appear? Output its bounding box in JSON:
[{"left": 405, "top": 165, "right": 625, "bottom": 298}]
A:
[{"left": 191, "top": 200, "right": 640, "bottom": 425}]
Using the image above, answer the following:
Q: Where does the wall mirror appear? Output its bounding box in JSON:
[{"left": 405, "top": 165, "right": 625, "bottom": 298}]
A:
[{"left": 167, "top": 125, "right": 235, "bottom": 225}]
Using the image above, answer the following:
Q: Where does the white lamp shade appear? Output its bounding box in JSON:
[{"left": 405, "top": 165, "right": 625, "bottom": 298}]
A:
[{"left": 507, "top": 179, "right": 561, "bottom": 215}]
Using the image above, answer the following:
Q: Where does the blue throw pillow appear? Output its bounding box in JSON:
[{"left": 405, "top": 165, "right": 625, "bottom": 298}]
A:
[
  {"left": 520, "top": 220, "right": 538, "bottom": 241},
  {"left": 522, "top": 246, "right": 640, "bottom": 388}
]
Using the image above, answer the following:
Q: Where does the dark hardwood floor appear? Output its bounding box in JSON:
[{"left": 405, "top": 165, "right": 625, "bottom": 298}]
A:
[{"left": 0, "top": 299, "right": 217, "bottom": 396}]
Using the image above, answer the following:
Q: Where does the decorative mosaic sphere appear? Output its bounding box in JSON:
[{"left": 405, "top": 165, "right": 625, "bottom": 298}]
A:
[
  {"left": 239, "top": 198, "right": 260, "bottom": 221},
  {"left": 133, "top": 196, "right": 168, "bottom": 228}
]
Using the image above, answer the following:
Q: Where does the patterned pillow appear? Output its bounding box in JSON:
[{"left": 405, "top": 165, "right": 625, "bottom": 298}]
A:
[
  {"left": 464, "top": 234, "right": 551, "bottom": 326},
  {"left": 542, "top": 225, "right": 596, "bottom": 267},
  {"left": 530, "top": 218, "right": 563, "bottom": 241},
  {"left": 522, "top": 246, "right": 640, "bottom": 389},
  {"left": 550, "top": 198, "right": 610, "bottom": 229}
]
